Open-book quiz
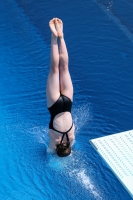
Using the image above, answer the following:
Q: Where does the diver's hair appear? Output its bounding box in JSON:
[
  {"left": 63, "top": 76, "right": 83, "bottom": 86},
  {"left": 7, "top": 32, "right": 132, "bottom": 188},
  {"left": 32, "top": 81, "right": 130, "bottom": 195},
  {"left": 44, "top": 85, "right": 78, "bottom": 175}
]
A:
[{"left": 56, "top": 142, "right": 71, "bottom": 157}]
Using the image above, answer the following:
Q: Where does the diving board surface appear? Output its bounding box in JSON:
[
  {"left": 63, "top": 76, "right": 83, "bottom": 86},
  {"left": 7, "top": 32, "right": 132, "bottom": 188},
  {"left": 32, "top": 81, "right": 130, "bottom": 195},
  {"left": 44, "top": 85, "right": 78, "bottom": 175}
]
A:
[{"left": 90, "top": 130, "right": 133, "bottom": 198}]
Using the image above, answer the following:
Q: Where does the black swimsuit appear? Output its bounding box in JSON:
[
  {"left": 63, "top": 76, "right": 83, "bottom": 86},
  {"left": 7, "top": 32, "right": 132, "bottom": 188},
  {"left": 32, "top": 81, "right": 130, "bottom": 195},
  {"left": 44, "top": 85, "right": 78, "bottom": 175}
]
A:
[{"left": 48, "top": 94, "right": 73, "bottom": 143}]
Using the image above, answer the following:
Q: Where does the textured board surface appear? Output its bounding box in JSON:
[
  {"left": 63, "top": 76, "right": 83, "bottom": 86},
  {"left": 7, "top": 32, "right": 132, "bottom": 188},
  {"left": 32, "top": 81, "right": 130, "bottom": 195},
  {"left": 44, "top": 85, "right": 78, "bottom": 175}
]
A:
[{"left": 90, "top": 130, "right": 133, "bottom": 198}]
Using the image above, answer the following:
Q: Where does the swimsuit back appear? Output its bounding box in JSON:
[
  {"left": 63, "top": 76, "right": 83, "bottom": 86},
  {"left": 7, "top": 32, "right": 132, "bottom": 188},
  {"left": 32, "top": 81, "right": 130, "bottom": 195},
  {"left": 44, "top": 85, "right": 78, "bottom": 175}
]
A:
[{"left": 48, "top": 94, "right": 72, "bottom": 130}]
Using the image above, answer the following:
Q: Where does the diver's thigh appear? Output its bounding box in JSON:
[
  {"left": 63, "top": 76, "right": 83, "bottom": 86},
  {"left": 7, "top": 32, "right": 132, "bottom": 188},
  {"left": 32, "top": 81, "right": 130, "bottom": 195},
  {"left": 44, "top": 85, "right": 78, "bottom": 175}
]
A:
[
  {"left": 46, "top": 71, "right": 60, "bottom": 107},
  {"left": 60, "top": 69, "right": 73, "bottom": 100}
]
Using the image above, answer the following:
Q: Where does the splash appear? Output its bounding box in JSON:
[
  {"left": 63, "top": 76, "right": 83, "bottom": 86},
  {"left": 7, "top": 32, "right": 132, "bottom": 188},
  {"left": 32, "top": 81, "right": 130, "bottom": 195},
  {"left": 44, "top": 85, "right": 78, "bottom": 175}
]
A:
[
  {"left": 28, "top": 125, "right": 49, "bottom": 146},
  {"left": 72, "top": 103, "right": 91, "bottom": 133}
]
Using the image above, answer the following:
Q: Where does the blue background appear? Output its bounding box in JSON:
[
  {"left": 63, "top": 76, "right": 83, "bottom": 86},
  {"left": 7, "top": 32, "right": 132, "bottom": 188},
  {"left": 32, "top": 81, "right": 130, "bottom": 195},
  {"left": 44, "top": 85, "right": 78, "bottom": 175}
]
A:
[{"left": 0, "top": 0, "right": 133, "bottom": 199}]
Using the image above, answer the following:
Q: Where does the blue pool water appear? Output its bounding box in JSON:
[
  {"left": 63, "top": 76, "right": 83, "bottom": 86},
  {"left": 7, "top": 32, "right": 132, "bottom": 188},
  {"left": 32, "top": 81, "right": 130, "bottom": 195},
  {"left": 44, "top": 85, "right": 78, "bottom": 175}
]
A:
[{"left": 0, "top": 0, "right": 133, "bottom": 199}]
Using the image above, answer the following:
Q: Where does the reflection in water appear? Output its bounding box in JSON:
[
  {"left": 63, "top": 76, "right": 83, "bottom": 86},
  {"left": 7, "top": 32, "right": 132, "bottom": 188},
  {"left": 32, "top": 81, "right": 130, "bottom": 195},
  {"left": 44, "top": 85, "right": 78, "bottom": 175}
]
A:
[
  {"left": 70, "top": 169, "right": 102, "bottom": 200},
  {"left": 93, "top": 0, "right": 133, "bottom": 42},
  {"left": 97, "top": 0, "right": 113, "bottom": 10}
]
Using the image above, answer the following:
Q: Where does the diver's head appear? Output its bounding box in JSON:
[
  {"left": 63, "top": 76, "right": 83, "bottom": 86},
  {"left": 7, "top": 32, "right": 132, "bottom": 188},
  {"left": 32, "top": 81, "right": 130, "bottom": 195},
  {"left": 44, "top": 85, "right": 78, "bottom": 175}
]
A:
[{"left": 55, "top": 142, "right": 71, "bottom": 157}]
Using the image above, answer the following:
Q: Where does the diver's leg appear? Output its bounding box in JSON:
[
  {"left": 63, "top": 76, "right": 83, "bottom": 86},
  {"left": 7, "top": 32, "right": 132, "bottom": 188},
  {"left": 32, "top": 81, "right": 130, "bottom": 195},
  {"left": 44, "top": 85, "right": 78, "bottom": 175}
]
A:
[
  {"left": 59, "top": 36, "right": 73, "bottom": 100},
  {"left": 46, "top": 18, "right": 60, "bottom": 108},
  {"left": 55, "top": 18, "right": 73, "bottom": 100}
]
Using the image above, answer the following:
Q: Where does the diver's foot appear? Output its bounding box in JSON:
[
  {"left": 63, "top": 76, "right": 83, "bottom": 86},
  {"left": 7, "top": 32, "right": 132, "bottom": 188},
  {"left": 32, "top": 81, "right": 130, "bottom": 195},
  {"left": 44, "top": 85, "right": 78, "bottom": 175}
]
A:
[
  {"left": 55, "top": 18, "right": 63, "bottom": 37},
  {"left": 49, "top": 18, "right": 58, "bottom": 37}
]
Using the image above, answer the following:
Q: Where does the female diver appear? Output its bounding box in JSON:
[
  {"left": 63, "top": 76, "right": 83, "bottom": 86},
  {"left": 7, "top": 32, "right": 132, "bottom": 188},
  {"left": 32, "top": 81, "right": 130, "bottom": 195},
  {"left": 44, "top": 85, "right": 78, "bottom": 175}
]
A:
[{"left": 46, "top": 18, "right": 75, "bottom": 157}]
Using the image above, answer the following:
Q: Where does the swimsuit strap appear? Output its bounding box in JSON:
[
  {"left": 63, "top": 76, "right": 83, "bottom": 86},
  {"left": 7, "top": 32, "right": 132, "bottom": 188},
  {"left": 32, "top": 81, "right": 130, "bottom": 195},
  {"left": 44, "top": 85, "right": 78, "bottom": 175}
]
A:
[
  {"left": 53, "top": 123, "right": 73, "bottom": 144},
  {"left": 60, "top": 123, "right": 73, "bottom": 145},
  {"left": 60, "top": 132, "right": 69, "bottom": 145}
]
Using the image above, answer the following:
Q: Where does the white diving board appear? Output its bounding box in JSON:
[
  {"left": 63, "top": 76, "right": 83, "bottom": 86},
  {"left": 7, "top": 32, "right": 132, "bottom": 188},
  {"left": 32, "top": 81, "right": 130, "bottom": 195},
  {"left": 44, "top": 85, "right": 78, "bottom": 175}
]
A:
[{"left": 90, "top": 130, "right": 133, "bottom": 198}]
